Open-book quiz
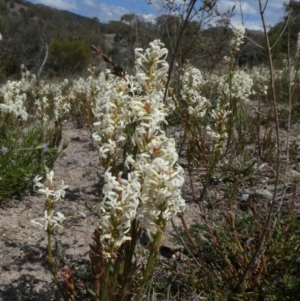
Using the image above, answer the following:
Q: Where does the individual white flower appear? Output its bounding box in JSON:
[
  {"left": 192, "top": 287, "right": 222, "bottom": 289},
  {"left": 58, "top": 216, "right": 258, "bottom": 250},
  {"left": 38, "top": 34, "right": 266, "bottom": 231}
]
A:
[
  {"left": 124, "top": 154, "right": 135, "bottom": 169},
  {"left": 37, "top": 187, "right": 55, "bottom": 199},
  {"left": 53, "top": 181, "right": 69, "bottom": 201},
  {"left": 33, "top": 170, "right": 68, "bottom": 202},
  {"left": 31, "top": 210, "right": 65, "bottom": 231},
  {"left": 118, "top": 171, "right": 141, "bottom": 196},
  {"left": 92, "top": 132, "right": 101, "bottom": 146},
  {"left": 33, "top": 175, "right": 43, "bottom": 191},
  {"left": 104, "top": 168, "right": 120, "bottom": 189},
  {"left": 46, "top": 170, "right": 54, "bottom": 186}
]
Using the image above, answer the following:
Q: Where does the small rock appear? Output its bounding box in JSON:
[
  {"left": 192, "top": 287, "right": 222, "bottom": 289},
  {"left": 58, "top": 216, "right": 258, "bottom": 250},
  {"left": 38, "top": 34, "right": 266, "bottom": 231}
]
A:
[
  {"left": 207, "top": 189, "right": 222, "bottom": 201},
  {"left": 242, "top": 194, "right": 250, "bottom": 201},
  {"left": 254, "top": 189, "right": 273, "bottom": 200}
]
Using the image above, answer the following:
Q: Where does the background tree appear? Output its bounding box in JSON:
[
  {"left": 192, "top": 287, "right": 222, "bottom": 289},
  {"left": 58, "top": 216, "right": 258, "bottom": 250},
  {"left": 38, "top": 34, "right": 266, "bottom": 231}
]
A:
[
  {"left": 48, "top": 40, "right": 90, "bottom": 76},
  {"left": 267, "top": 0, "right": 300, "bottom": 63},
  {"left": 1, "top": 0, "right": 296, "bottom": 80},
  {"left": 0, "top": 0, "right": 7, "bottom": 33},
  {"left": 0, "top": 0, "right": 7, "bottom": 80},
  {"left": 0, "top": 1, "right": 106, "bottom": 78}
]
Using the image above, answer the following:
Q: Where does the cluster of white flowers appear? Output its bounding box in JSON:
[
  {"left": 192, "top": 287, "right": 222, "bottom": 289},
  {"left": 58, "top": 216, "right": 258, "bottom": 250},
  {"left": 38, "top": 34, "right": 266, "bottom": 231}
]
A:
[
  {"left": 230, "top": 25, "right": 245, "bottom": 53},
  {"left": 91, "top": 40, "right": 185, "bottom": 255},
  {"left": 224, "top": 70, "right": 255, "bottom": 101},
  {"left": 180, "top": 66, "right": 210, "bottom": 118},
  {"left": 0, "top": 66, "right": 70, "bottom": 122},
  {"left": 247, "top": 65, "right": 270, "bottom": 96},
  {"left": 91, "top": 73, "right": 132, "bottom": 165},
  {"left": 251, "top": 65, "right": 269, "bottom": 79},
  {"left": 0, "top": 79, "right": 28, "bottom": 120},
  {"left": 135, "top": 40, "right": 169, "bottom": 87},
  {"left": 274, "top": 56, "right": 300, "bottom": 89},
  {"left": 69, "top": 74, "right": 101, "bottom": 102},
  {"left": 0, "top": 66, "right": 37, "bottom": 121},
  {"left": 31, "top": 170, "right": 68, "bottom": 230},
  {"left": 193, "top": 69, "right": 254, "bottom": 154},
  {"left": 179, "top": 67, "right": 254, "bottom": 152},
  {"left": 32, "top": 76, "right": 70, "bottom": 122},
  {"left": 206, "top": 107, "right": 230, "bottom": 152}
]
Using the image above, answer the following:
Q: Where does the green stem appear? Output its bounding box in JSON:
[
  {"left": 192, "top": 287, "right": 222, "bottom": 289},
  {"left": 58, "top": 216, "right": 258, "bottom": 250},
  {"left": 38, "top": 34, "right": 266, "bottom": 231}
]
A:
[
  {"left": 178, "top": 126, "right": 187, "bottom": 158},
  {"left": 225, "top": 63, "right": 234, "bottom": 154},
  {"left": 199, "top": 144, "right": 220, "bottom": 202},
  {"left": 45, "top": 196, "right": 72, "bottom": 301},
  {"left": 120, "top": 220, "right": 140, "bottom": 300},
  {"left": 111, "top": 251, "right": 123, "bottom": 297},
  {"left": 134, "top": 228, "right": 162, "bottom": 301},
  {"left": 100, "top": 260, "right": 111, "bottom": 301},
  {"left": 47, "top": 224, "right": 68, "bottom": 301}
]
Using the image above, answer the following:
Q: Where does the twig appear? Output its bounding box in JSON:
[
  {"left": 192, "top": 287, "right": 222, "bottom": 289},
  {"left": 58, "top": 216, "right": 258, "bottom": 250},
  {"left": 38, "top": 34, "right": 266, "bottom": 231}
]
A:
[
  {"left": 163, "top": 0, "right": 198, "bottom": 103},
  {"left": 209, "top": 1, "right": 264, "bottom": 50},
  {"left": 273, "top": 0, "right": 292, "bottom": 230},
  {"left": 270, "top": 12, "right": 291, "bottom": 51},
  {"left": 91, "top": 45, "right": 127, "bottom": 81},
  {"left": 171, "top": 218, "right": 222, "bottom": 281},
  {"left": 232, "top": 0, "right": 285, "bottom": 292}
]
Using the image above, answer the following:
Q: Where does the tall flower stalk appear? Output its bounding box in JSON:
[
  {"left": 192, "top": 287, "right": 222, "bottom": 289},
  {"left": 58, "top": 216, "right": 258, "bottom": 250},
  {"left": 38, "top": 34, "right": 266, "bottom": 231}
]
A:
[
  {"left": 91, "top": 40, "right": 185, "bottom": 299},
  {"left": 31, "top": 170, "right": 69, "bottom": 300}
]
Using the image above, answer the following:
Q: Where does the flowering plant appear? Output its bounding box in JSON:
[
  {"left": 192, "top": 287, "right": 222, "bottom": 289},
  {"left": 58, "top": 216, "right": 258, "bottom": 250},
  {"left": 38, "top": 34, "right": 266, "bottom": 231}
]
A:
[
  {"left": 31, "top": 170, "right": 69, "bottom": 299},
  {"left": 90, "top": 39, "right": 185, "bottom": 300},
  {"left": 0, "top": 63, "right": 69, "bottom": 202}
]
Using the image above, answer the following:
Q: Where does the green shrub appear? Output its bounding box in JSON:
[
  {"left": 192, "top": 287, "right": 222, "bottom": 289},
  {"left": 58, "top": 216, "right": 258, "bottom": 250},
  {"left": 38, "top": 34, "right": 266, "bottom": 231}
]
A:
[
  {"left": 0, "top": 123, "right": 66, "bottom": 202},
  {"left": 48, "top": 40, "right": 90, "bottom": 76},
  {"left": 172, "top": 205, "right": 300, "bottom": 300}
]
